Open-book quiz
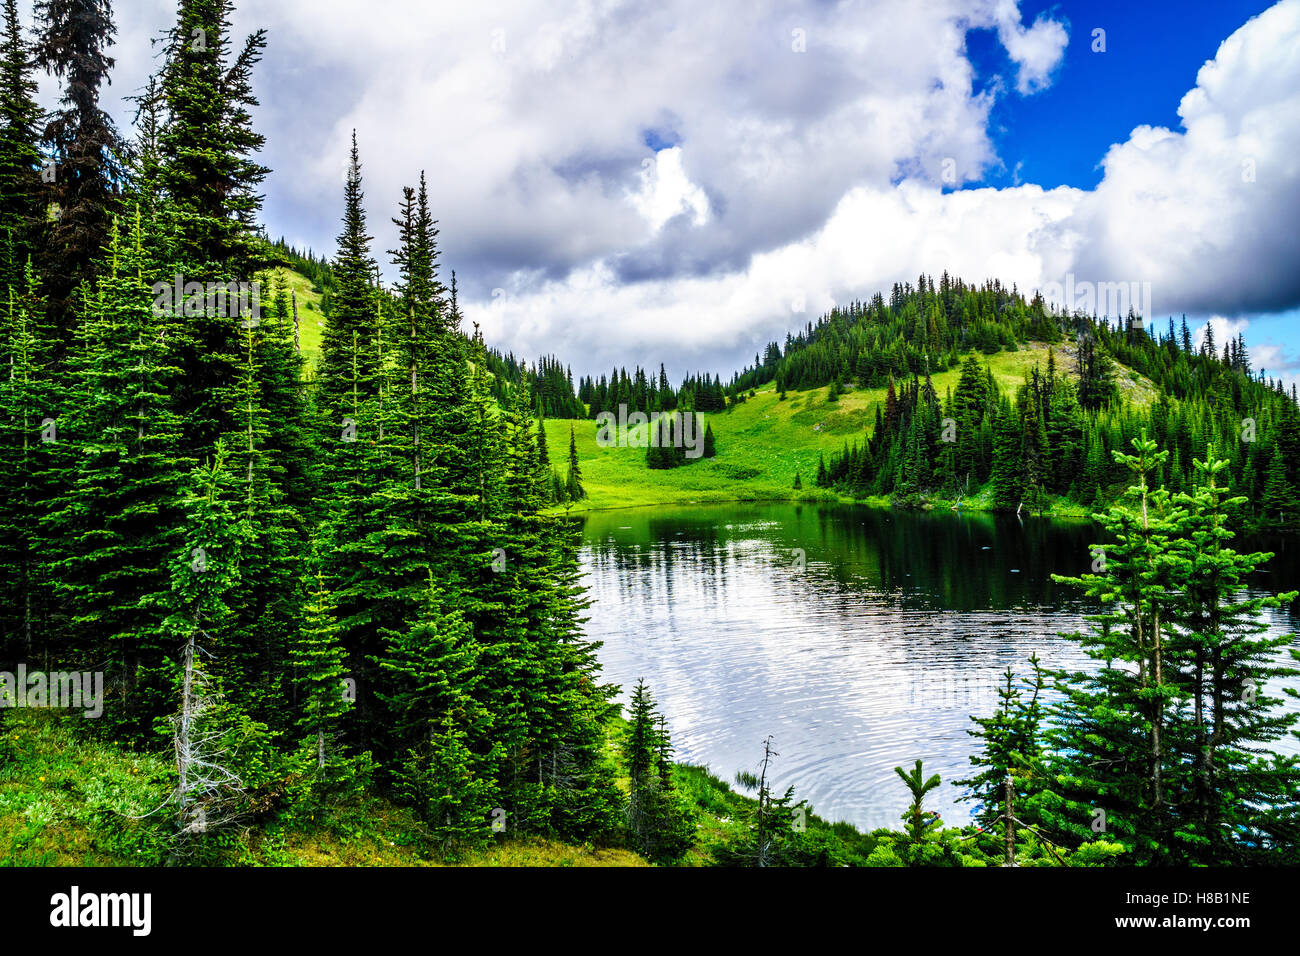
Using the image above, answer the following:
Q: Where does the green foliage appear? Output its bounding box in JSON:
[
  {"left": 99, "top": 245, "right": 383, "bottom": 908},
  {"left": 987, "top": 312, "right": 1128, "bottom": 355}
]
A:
[
  {"left": 956, "top": 655, "right": 1046, "bottom": 830},
  {"left": 1041, "top": 439, "right": 1300, "bottom": 864},
  {"left": 622, "top": 680, "right": 695, "bottom": 863}
]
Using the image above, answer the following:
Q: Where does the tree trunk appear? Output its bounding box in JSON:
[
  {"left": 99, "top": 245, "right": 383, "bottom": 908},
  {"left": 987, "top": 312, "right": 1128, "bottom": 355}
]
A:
[{"left": 1003, "top": 775, "right": 1015, "bottom": 866}]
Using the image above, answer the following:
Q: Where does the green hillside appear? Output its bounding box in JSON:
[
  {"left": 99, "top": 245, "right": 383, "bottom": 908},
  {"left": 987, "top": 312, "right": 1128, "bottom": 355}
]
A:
[
  {"left": 265, "top": 266, "right": 326, "bottom": 362},
  {"left": 546, "top": 342, "right": 1157, "bottom": 512}
]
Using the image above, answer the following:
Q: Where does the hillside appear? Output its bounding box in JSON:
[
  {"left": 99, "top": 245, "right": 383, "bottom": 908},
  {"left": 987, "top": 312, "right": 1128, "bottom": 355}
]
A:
[{"left": 546, "top": 341, "right": 1158, "bottom": 513}]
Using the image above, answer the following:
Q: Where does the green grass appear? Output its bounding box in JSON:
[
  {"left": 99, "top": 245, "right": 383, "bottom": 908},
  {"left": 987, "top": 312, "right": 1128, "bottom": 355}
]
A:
[
  {"left": 0, "top": 710, "right": 648, "bottom": 867},
  {"left": 265, "top": 266, "right": 326, "bottom": 364},
  {"left": 547, "top": 341, "right": 1156, "bottom": 513},
  {"left": 3, "top": 709, "right": 887, "bottom": 867}
]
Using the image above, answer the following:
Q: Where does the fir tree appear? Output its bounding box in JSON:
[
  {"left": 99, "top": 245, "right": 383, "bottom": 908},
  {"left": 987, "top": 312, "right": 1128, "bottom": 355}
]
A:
[
  {"left": 565, "top": 425, "right": 585, "bottom": 500},
  {"left": 34, "top": 0, "right": 127, "bottom": 337},
  {"left": 160, "top": 0, "right": 269, "bottom": 273},
  {"left": 1044, "top": 434, "right": 1193, "bottom": 863},
  {"left": 291, "top": 570, "right": 352, "bottom": 770},
  {"left": 321, "top": 131, "right": 375, "bottom": 409},
  {"left": 0, "top": 0, "right": 43, "bottom": 291},
  {"left": 1165, "top": 453, "right": 1300, "bottom": 862},
  {"left": 957, "top": 655, "right": 1045, "bottom": 830}
]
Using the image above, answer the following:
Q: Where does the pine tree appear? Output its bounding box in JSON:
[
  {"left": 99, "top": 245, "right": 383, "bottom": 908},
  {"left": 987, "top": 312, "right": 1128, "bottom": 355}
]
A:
[
  {"left": 716, "top": 736, "right": 807, "bottom": 867},
  {"left": 896, "top": 759, "right": 943, "bottom": 851},
  {"left": 624, "top": 678, "right": 657, "bottom": 834},
  {"left": 375, "top": 575, "right": 496, "bottom": 841},
  {"left": 0, "top": 258, "right": 54, "bottom": 660},
  {"left": 535, "top": 402, "right": 549, "bottom": 467},
  {"left": 165, "top": 447, "right": 245, "bottom": 845},
  {"left": 217, "top": 312, "right": 308, "bottom": 723},
  {"left": 1257, "top": 442, "right": 1298, "bottom": 529},
  {"left": 621, "top": 679, "right": 694, "bottom": 862},
  {"left": 565, "top": 425, "right": 585, "bottom": 500},
  {"left": 33, "top": 0, "right": 127, "bottom": 337},
  {"left": 160, "top": 0, "right": 269, "bottom": 273},
  {"left": 41, "top": 216, "right": 193, "bottom": 736},
  {"left": 1075, "top": 329, "right": 1117, "bottom": 411},
  {"left": 321, "top": 131, "right": 375, "bottom": 409},
  {"left": 957, "top": 655, "right": 1045, "bottom": 830},
  {"left": 0, "top": 0, "right": 43, "bottom": 292},
  {"left": 988, "top": 398, "right": 1024, "bottom": 509},
  {"left": 1165, "top": 453, "right": 1300, "bottom": 862},
  {"left": 1044, "top": 433, "right": 1189, "bottom": 863},
  {"left": 291, "top": 570, "right": 352, "bottom": 770}
]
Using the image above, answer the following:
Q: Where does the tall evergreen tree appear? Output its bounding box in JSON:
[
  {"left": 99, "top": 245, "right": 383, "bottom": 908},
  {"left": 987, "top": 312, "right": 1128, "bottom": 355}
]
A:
[
  {"left": 565, "top": 425, "right": 585, "bottom": 501},
  {"left": 160, "top": 0, "right": 268, "bottom": 273},
  {"left": 0, "top": 0, "right": 43, "bottom": 291},
  {"left": 320, "top": 130, "right": 375, "bottom": 409},
  {"left": 33, "top": 0, "right": 127, "bottom": 337}
]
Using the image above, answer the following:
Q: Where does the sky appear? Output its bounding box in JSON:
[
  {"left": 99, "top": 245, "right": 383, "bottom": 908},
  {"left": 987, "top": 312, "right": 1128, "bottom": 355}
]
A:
[{"left": 21, "top": 0, "right": 1300, "bottom": 385}]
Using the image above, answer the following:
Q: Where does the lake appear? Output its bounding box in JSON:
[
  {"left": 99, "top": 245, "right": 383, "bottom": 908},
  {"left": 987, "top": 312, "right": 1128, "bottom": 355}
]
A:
[{"left": 579, "top": 502, "right": 1300, "bottom": 831}]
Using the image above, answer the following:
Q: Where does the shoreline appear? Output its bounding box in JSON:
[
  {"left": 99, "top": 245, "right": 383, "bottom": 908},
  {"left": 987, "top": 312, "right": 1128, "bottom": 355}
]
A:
[{"left": 549, "top": 491, "right": 1099, "bottom": 520}]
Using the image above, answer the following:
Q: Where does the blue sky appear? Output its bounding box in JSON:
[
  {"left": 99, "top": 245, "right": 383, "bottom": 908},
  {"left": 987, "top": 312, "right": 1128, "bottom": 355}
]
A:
[
  {"left": 968, "top": 0, "right": 1278, "bottom": 190},
  {"left": 26, "top": 0, "right": 1300, "bottom": 383},
  {"left": 961, "top": 0, "right": 1300, "bottom": 380}
]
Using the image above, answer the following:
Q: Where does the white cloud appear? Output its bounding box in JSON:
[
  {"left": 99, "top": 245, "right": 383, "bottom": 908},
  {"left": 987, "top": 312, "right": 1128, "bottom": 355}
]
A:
[
  {"left": 628, "top": 147, "right": 710, "bottom": 232},
  {"left": 470, "top": 0, "right": 1300, "bottom": 377},
  {"left": 1049, "top": 0, "right": 1300, "bottom": 318},
  {"left": 21, "top": 0, "right": 1299, "bottom": 382},
  {"left": 990, "top": 0, "right": 1069, "bottom": 94},
  {"left": 477, "top": 180, "right": 1083, "bottom": 371}
]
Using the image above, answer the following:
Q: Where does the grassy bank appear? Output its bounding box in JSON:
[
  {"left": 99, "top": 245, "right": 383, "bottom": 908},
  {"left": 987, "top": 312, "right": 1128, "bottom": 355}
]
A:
[
  {"left": 2, "top": 709, "right": 882, "bottom": 867},
  {"left": 0, "top": 710, "right": 645, "bottom": 867}
]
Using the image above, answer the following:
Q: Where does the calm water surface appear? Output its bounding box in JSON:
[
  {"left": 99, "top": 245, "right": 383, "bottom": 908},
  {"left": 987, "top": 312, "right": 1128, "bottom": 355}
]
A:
[{"left": 579, "top": 502, "right": 1300, "bottom": 831}]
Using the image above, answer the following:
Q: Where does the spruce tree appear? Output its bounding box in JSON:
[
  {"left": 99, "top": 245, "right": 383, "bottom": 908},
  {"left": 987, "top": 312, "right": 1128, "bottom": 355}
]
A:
[
  {"left": 1257, "top": 441, "right": 1298, "bottom": 529},
  {"left": 957, "top": 655, "right": 1045, "bottom": 830},
  {"left": 321, "top": 131, "right": 375, "bottom": 409},
  {"left": 565, "top": 425, "right": 585, "bottom": 500},
  {"left": 1044, "top": 433, "right": 1191, "bottom": 862},
  {"left": 41, "top": 216, "right": 193, "bottom": 736},
  {"left": 165, "top": 447, "right": 245, "bottom": 844},
  {"left": 1166, "top": 453, "right": 1300, "bottom": 862},
  {"left": 0, "top": 258, "right": 54, "bottom": 660},
  {"left": 716, "top": 736, "right": 806, "bottom": 867},
  {"left": 0, "top": 0, "right": 43, "bottom": 291},
  {"left": 160, "top": 0, "right": 268, "bottom": 273},
  {"left": 291, "top": 570, "right": 352, "bottom": 770},
  {"left": 33, "top": 0, "right": 127, "bottom": 337}
]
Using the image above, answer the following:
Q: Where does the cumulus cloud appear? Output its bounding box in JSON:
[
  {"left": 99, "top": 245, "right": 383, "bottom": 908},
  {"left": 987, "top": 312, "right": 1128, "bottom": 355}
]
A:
[
  {"left": 478, "top": 180, "right": 1082, "bottom": 373},
  {"left": 989, "top": 0, "right": 1069, "bottom": 94},
  {"left": 1046, "top": 0, "right": 1300, "bottom": 318},
  {"left": 30, "top": 0, "right": 1065, "bottom": 282},
  {"left": 473, "top": 0, "right": 1300, "bottom": 376}
]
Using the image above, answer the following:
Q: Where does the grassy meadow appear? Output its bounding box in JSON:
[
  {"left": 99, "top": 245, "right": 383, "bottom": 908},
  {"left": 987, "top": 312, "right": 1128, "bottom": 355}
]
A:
[{"left": 545, "top": 341, "right": 1157, "bottom": 513}]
